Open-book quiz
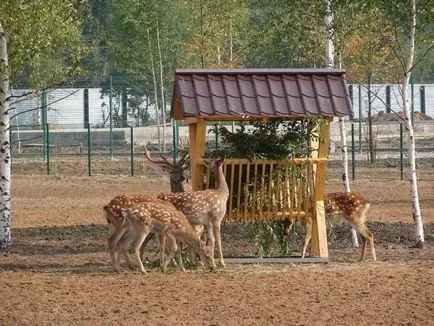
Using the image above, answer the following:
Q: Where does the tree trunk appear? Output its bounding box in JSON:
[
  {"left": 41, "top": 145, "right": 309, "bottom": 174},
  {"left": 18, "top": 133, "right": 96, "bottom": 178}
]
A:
[
  {"left": 367, "top": 76, "right": 375, "bottom": 163},
  {"left": 403, "top": 0, "right": 424, "bottom": 247},
  {"left": 156, "top": 26, "right": 166, "bottom": 152},
  {"left": 147, "top": 28, "right": 161, "bottom": 150},
  {"left": 0, "top": 22, "right": 12, "bottom": 251},
  {"left": 339, "top": 117, "right": 359, "bottom": 247},
  {"left": 327, "top": 2, "right": 358, "bottom": 248}
]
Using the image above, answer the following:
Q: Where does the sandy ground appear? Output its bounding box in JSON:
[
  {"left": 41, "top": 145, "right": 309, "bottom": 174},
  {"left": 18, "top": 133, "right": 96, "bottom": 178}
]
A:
[{"left": 0, "top": 170, "right": 433, "bottom": 325}]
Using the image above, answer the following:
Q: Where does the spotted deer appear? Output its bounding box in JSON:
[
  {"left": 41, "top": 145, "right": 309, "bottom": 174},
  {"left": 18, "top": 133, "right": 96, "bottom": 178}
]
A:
[
  {"left": 283, "top": 192, "right": 376, "bottom": 261},
  {"left": 144, "top": 145, "right": 190, "bottom": 192},
  {"left": 142, "top": 146, "right": 204, "bottom": 254},
  {"left": 157, "top": 158, "right": 229, "bottom": 268},
  {"left": 112, "top": 201, "right": 215, "bottom": 274},
  {"left": 103, "top": 194, "right": 171, "bottom": 271}
]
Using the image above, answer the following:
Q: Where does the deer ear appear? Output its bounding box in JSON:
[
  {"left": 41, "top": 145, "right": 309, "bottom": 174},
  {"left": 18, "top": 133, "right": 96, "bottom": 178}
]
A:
[{"left": 216, "top": 157, "right": 225, "bottom": 166}]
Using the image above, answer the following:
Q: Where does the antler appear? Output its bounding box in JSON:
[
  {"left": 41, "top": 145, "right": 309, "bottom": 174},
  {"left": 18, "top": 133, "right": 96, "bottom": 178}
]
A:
[{"left": 144, "top": 145, "right": 172, "bottom": 167}]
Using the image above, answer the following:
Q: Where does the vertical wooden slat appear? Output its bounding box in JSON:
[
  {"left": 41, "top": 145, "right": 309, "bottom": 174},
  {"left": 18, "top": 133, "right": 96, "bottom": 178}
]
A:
[
  {"left": 224, "top": 162, "right": 232, "bottom": 220},
  {"left": 229, "top": 163, "right": 236, "bottom": 220},
  {"left": 243, "top": 163, "right": 251, "bottom": 220},
  {"left": 236, "top": 163, "right": 243, "bottom": 220},
  {"left": 267, "top": 163, "right": 274, "bottom": 213},
  {"left": 283, "top": 163, "right": 289, "bottom": 212},
  {"left": 296, "top": 162, "right": 304, "bottom": 220},
  {"left": 259, "top": 162, "right": 266, "bottom": 221},
  {"left": 252, "top": 162, "right": 258, "bottom": 221}
]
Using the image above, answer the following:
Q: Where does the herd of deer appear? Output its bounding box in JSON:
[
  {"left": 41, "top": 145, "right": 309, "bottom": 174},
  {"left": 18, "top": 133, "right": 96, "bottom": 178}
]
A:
[{"left": 103, "top": 147, "right": 376, "bottom": 274}]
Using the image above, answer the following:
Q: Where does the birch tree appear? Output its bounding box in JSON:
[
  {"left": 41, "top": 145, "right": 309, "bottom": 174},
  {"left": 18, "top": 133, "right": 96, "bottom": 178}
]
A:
[
  {"left": 0, "top": 1, "right": 85, "bottom": 251},
  {"left": 377, "top": 0, "right": 433, "bottom": 247},
  {"left": 324, "top": 0, "right": 359, "bottom": 247},
  {"left": 0, "top": 22, "right": 11, "bottom": 251}
]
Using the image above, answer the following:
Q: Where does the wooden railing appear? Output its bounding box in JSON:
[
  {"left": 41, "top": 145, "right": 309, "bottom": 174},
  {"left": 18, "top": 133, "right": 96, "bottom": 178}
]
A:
[{"left": 204, "top": 158, "right": 324, "bottom": 222}]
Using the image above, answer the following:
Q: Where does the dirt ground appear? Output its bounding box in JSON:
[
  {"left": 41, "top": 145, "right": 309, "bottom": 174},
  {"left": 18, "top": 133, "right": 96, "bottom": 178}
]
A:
[{"left": 0, "top": 169, "right": 433, "bottom": 325}]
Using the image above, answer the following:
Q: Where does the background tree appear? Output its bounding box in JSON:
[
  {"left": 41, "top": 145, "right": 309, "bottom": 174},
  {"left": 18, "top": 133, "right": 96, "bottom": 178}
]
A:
[
  {"left": 98, "top": 0, "right": 190, "bottom": 145},
  {"left": 333, "top": 1, "right": 401, "bottom": 163},
  {"left": 375, "top": 0, "right": 433, "bottom": 247},
  {"left": 0, "top": 0, "right": 88, "bottom": 251},
  {"left": 247, "top": 1, "right": 324, "bottom": 68},
  {"left": 181, "top": 0, "right": 251, "bottom": 68}
]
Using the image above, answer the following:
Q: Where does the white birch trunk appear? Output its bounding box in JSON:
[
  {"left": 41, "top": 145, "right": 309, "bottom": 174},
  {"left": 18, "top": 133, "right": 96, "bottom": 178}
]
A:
[
  {"left": 339, "top": 117, "right": 359, "bottom": 247},
  {"left": 403, "top": 0, "right": 424, "bottom": 247},
  {"left": 324, "top": 0, "right": 334, "bottom": 69},
  {"left": 147, "top": 29, "right": 161, "bottom": 150},
  {"left": 325, "top": 0, "right": 358, "bottom": 247},
  {"left": 0, "top": 22, "right": 12, "bottom": 251},
  {"left": 156, "top": 26, "right": 166, "bottom": 152}
]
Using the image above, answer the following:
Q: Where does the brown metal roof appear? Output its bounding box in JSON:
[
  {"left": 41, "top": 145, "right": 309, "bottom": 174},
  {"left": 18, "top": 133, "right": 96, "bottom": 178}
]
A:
[{"left": 171, "top": 68, "right": 353, "bottom": 120}]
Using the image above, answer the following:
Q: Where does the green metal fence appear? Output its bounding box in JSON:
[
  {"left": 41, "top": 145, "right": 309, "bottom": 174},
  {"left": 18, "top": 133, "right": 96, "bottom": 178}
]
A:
[{"left": 9, "top": 121, "right": 434, "bottom": 181}]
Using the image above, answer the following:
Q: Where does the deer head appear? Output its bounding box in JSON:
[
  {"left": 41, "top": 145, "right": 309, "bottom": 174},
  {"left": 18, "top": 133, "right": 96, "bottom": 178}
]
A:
[{"left": 144, "top": 145, "right": 190, "bottom": 192}]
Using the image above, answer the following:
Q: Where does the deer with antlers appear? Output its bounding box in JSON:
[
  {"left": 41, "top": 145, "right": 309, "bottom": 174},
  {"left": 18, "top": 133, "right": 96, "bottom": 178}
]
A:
[
  {"left": 156, "top": 158, "right": 229, "bottom": 268},
  {"left": 106, "top": 199, "right": 214, "bottom": 274},
  {"left": 283, "top": 192, "right": 377, "bottom": 261},
  {"left": 144, "top": 142, "right": 190, "bottom": 192}
]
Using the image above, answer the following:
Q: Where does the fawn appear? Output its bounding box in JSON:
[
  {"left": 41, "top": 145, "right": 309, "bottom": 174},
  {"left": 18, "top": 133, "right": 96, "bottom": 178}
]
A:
[
  {"left": 112, "top": 201, "right": 215, "bottom": 273},
  {"left": 103, "top": 194, "right": 174, "bottom": 271},
  {"left": 157, "top": 158, "right": 229, "bottom": 268},
  {"left": 283, "top": 192, "right": 376, "bottom": 261}
]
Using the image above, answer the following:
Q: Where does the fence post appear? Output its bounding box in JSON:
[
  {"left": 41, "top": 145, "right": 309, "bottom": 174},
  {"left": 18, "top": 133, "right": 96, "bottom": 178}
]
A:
[
  {"left": 46, "top": 124, "right": 50, "bottom": 175},
  {"left": 214, "top": 124, "right": 219, "bottom": 149},
  {"left": 172, "top": 119, "right": 178, "bottom": 162},
  {"left": 42, "top": 90, "right": 48, "bottom": 161},
  {"left": 87, "top": 124, "right": 91, "bottom": 176},
  {"left": 400, "top": 123, "right": 404, "bottom": 181},
  {"left": 351, "top": 123, "right": 355, "bottom": 181},
  {"left": 130, "top": 126, "right": 134, "bottom": 176},
  {"left": 109, "top": 75, "right": 113, "bottom": 159},
  {"left": 358, "top": 84, "right": 362, "bottom": 152}
]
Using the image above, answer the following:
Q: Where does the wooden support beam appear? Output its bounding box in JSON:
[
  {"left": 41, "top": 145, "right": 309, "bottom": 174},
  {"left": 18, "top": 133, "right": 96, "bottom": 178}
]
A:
[
  {"left": 189, "top": 119, "right": 207, "bottom": 190},
  {"left": 309, "top": 118, "right": 331, "bottom": 258}
]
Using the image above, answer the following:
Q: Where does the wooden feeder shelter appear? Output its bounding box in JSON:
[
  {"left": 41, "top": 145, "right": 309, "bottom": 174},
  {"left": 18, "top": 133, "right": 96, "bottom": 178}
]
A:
[{"left": 171, "top": 68, "right": 353, "bottom": 258}]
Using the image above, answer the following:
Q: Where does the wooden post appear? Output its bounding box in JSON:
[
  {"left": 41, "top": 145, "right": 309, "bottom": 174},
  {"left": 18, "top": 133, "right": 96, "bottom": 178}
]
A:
[
  {"left": 309, "top": 118, "right": 330, "bottom": 257},
  {"left": 188, "top": 118, "right": 207, "bottom": 190}
]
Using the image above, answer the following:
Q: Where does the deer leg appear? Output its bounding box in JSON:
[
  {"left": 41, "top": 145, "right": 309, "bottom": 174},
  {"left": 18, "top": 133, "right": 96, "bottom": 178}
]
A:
[
  {"left": 301, "top": 219, "right": 312, "bottom": 259},
  {"left": 355, "top": 224, "right": 376, "bottom": 261},
  {"left": 139, "top": 232, "right": 156, "bottom": 262},
  {"left": 161, "top": 234, "right": 178, "bottom": 272},
  {"left": 131, "top": 230, "right": 151, "bottom": 274},
  {"left": 158, "top": 234, "right": 166, "bottom": 271},
  {"left": 205, "top": 223, "right": 217, "bottom": 268},
  {"left": 107, "top": 233, "right": 119, "bottom": 270},
  {"left": 119, "top": 231, "right": 135, "bottom": 269},
  {"left": 114, "top": 229, "right": 137, "bottom": 272},
  {"left": 212, "top": 222, "right": 225, "bottom": 268},
  {"left": 109, "top": 226, "right": 129, "bottom": 272},
  {"left": 176, "top": 241, "right": 186, "bottom": 272}
]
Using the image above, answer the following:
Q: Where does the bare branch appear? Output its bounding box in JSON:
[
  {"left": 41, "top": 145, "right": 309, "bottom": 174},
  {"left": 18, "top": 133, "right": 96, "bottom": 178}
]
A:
[
  {"left": 345, "top": 75, "right": 408, "bottom": 127},
  {"left": 409, "top": 43, "right": 434, "bottom": 72},
  {"left": 9, "top": 89, "right": 80, "bottom": 119}
]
